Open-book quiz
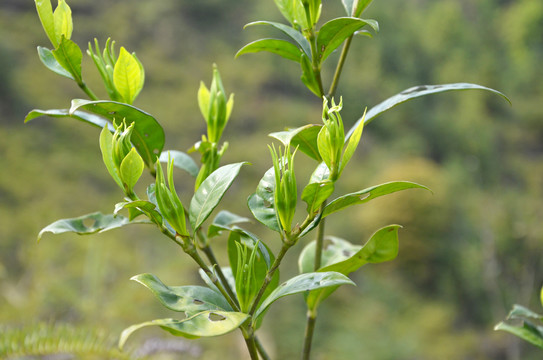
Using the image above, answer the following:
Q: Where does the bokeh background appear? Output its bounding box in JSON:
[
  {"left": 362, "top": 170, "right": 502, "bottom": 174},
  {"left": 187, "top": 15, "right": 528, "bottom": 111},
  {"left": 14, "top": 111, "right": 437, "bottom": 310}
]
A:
[{"left": 1, "top": 0, "right": 542, "bottom": 359}]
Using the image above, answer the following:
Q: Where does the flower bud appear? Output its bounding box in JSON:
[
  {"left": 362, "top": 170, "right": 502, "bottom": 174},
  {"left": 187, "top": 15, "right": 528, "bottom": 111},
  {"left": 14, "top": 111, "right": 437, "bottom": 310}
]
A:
[
  {"left": 317, "top": 97, "right": 345, "bottom": 181},
  {"left": 270, "top": 144, "right": 297, "bottom": 233}
]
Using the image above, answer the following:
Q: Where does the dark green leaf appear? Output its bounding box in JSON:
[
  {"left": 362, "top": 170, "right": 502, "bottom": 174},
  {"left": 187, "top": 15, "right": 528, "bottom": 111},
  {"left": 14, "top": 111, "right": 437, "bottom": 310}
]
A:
[
  {"left": 131, "top": 273, "right": 232, "bottom": 314},
  {"left": 300, "top": 53, "right": 321, "bottom": 96},
  {"left": 37, "top": 46, "right": 74, "bottom": 79},
  {"left": 69, "top": 99, "right": 165, "bottom": 169},
  {"left": 317, "top": 18, "right": 376, "bottom": 63},
  {"left": 346, "top": 83, "right": 511, "bottom": 140},
  {"left": 269, "top": 124, "right": 322, "bottom": 161},
  {"left": 52, "top": 37, "right": 82, "bottom": 82},
  {"left": 245, "top": 21, "right": 311, "bottom": 59},
  {"left": 208, "top": 210, "right": 250, "bottom": 238},
  {"left": 247, "top": 167, "right": 280, "bottom": 232},
  {"left": 323, "top": 181, "right": 430, "bottom": 217},
  {"left": 38, "top": 212, "right": 129, "bottom": 242},
  {"left": 301, "top": 180, "right": 334, "bottom": 215},
  {"left": 25, "top": 108, "right": 111, "bottom": 128},
  {"left": 119, "top": 311, "right": 249, "bottom": 348},
  {"left": 189, "top": 162, "right": 248, "bottom": 231},
  {"left": 495, "top": 321, "right": 543, "bottom": 349},
  {"left": 236, "top": 39, "right": 302, "bottom": 62},
  {"left": 508, "top": 304, "right": 543, "bottom": 322},
  {"left": 114, "top": 199, "right": 159, "bottom": 222},
  {"left": 255, "top": 271, "right": 354, "bottom": 318},
  {"left": 159, "top": 150, "right": 199, "bottom": 178}
]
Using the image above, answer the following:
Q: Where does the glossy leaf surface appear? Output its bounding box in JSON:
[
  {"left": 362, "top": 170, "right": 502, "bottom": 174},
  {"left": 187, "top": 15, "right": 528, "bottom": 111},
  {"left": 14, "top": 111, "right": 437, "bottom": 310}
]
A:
[
  {"left": 301, "top": 180, "right": 334, "bottom": 215},
  {"left": 317, "top": 18, "right": 377, "bottom": 63},
  {"left": 69, "top": 99, "right": 165, "bottom": 169},
  {"left": 159, "top": 150, "right": 199, "bottom": 178},
  {"left": 270, "top": 124, "right": 322, "bottom": 161},
  {"left": 119, "top": 311, "right": 249, "bottom": 348},
  {"left": 208, "top": 210, "right": 250, "bottom": 238},
  {"left": 52, "top": 37, "right": 82, "bottom": 82},
  {"left": 25, "top": 108, "right": 110, "bottom": 128},
  {"left": 37, "top": 46, "right": 74, "bottom": 79},
  {"left": 119, "top": 147, "right": 144, "bottom": 191},
  {"left": 131, "top": 273, "right": 232, "bottom": 314},
  {"left": 247, "top": 166, "right": 280, "bottom": 232},
  {"left": 236, "top": 39, "right": 302, "bottom": 62},
  {"left": 113, "top": 47, "right": 144, "bottom": 104},
  {"left": 346, "top": 83, "right": 511, "bottom": 140},
  {"left": 495, "top": 321, "right": 543, "bottom": 349},
  {"left": 255, "top": 271, "right": 354, "bottom": 318},
  {"left": 323, "top": 181, "right": 430, "bottom": 217},
  {"left": 245, "top": 21, "right": 311, "bottom": 58},
  {"left": 189, "top": 162, "right": 248, "bottom": 231},
  {"left": 38, "top": 212, "right": 129, "bottom": 242}
]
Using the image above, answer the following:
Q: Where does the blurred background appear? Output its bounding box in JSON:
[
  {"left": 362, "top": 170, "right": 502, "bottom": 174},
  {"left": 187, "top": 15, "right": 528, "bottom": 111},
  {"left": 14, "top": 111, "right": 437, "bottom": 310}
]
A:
[{"left": 1, "top": 0, "right": 542, "bottom": 359}]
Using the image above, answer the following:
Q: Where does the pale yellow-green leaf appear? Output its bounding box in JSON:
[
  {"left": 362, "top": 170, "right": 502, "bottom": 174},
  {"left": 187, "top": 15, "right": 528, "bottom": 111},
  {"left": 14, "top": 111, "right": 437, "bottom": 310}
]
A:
[
  {"left": 35, "top": 0, "right": 57, "bottom": 47},
  {"left": 120, "top": 147, "right": 144, "bottom": 192},
  {"left": 198, "top": 81, "right": 210, "bottom": 122},
  {"left": 339, "top": 108, "right": 365, "bottom": 175},
  {"left": 53, "top": 0, "right": 73, "bottom": 45},
  {"left": 113, "top": 47, "right": 144, "bottom": 104}
]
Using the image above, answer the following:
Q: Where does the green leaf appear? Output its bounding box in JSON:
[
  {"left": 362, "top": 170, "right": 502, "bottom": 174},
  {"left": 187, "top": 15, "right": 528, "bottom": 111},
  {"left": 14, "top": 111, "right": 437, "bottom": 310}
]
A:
[
  {"left": 301, "top": 180, "right": 334, "bottom": 215},
  {"left": 25, "top": 108, "right": 111, "bottom": 128},
  {"left": 273, "top": 0, "right": 306, "bottom": 28},
  {"left": 52, "top": 37, "right": 82, "bottom": 82},
  {"left": 53, "top": 0, "right": 72, "bottom": 45},
  {"left": 342, "top": 0, "right": 374, "bottom": 17},
  {"left": 131, "top": 273, "right": 232, "bottom": 314},
  {"left": 301, "top": 225, "right": 400, "bottom": 309},
  {"left": 247, "top": 166, "right": 280, "bottom": 232},
  {"left": 69, "top": 99, "right": 165, "bottom": 169},
  {"left": 508, "top": 304, "right": 543, "bottom": 322},
  {"left": 37, "top": 46, "right": 73, "bottom": 79},
  {"left": 323, "top": 181, "right": 430, "bottom": 217},
  {"left": 495, "top": 321, "right": 543, "bottom": 349},
  {"left": 159, "top": 150, "right": 199, "bottom": 178},
  {"left": 317, "top": 18, "right": 376, "bottom": 64},
  {"left": 113, "top": 47, "right": 144, "bottom": 104},
  {"left": 269, "top": 124, "right": 322, "bottom": 161},
  {"left": 38, "top": 212, "right": 129, "bottom": 242},
  {"left": 189, "top": 162, "right": 248, "bottom": 231},
  {"left": 114, "top": 199, "right": 159, "bottom": 222},
  {"left": 236, "top": 39, "right": 302, "bottom": 62},
  {"left": 120, "top": 147, "right": 144, "bottom": 192},
  {"left": 100, "top": 124, "right": 123, "bottom": 189},
  {"left": 119, "top": 311, "right": 249, "bottom": 349},
  {"left": 300, "top": 53, "right": 321, "bottom": 96},
  {"left": 346, "top": 83, "right": 511, "bottom": 140},
  {"left": 208, "top": 211, "right": 250, "bottom": 238},
  {"left": 255, "top": 271, "right": 354, "bottom": 318},
  {"left": 245, "top": 21, "right": 311, "bottom": 59},
  {"left": 35, "top": 0, "right": 57, "bottom": 47},
  {"left": 339, "top": 108, "right": 365, "bottom": 175}
]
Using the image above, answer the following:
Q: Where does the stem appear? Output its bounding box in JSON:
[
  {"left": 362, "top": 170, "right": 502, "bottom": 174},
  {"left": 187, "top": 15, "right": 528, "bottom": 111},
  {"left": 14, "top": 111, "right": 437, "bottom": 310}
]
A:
[
  {"left": 301, "top": 309, "right": 317, "bottom": 360},
  {"left": 255, "top": 336, "right": 271, "bottom": 360},
  {"left": 327, "top": 35, "right": 354, "bottom": 99},
  {"left": 78, "top": 81, "right": 99, "bottom": 101},
  {"left": 242, "top": 330, "right": 260, "bottom": 360},
  {"left": 313, "top": 201, "right": 327, "bottom": 271},
  {"left": 201, "top": 243, "right": 240, "bottom": 308},
  {"left": 306, "top": 29, "right": 325, "bottom": 98}
]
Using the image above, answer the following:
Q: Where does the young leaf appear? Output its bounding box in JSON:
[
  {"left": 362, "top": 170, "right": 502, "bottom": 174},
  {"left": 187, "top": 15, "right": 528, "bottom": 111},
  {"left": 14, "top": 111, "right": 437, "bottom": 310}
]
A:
[
  {"left": 317, "top": 18, "right": 376, "bottom": 64},
  {"left": 52, "top": 37, "right": 82, "bottom": 82},
  {"left": 37, "top": 46, "right": 74, "bottom": 79},
  {"left": 339, "top": 108, "right": 365, "bottom": 175},
  {"left": 159, "top": 150, "right": 199, "bottom": 178},
  {"left": 119, "top": 311, "right": 249, "bottom": 349},
  {"left": 236, "top": 39, "right": 302, "bottom": 63},
  {"left": 269, "top": 124, "right": 322, "bottom": 161},
  {"left": 113, "top": 47, "right": 145, "bottom": 104},
  {"left": 120, "top": 147, "right": 144, "bottom": 192},
  {"left": 100, "top": 124, "right": 124, "bottom": 190},
  {"left": 53, "top": 0, "right": 73, "bottom": 45},
  {"left": 255, "top": 271, "right": 354, "bottom": 318},
  {"left": 37, "top": 212, "right": 129, "bottom": 242},
  {"left": 247, "top": 166, "right": 280, "bottom": 232},
  {"left": 323, "top": 181, "right": 430, "bottom": 217},
  {"left": 346, "top": 83, "right": 512, "bottom": 140},
  {"left": 69, "top": 99, "right": 165, "bottom": 169},
  {"left": 131, "top": 273, "right": 232, "bottom": 314},
  {"left": 342, "top": 0, "right": 374, "bottom": 17},
  {"left": 301, "top": 180, "right": 334, "bottom": 215},
  {"left": 35, "top": 0, "right": 57, "bottom": 47},
  {"left": 245, "top": 21, "right": 312, "bottom": 59},
  {"left": 189, "top": 162, "right": 248, "bottom": 231}
]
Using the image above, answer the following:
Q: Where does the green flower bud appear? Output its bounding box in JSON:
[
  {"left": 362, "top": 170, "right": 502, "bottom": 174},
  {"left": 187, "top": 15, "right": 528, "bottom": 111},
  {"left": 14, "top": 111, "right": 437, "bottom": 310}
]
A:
[
  {"left": 155, "top": 155, "right": 188, "bottom": 236},
  {"left": 235, "top": 241, "right": 259, "bottom": 313},
  {"left": 317, "top": 97, "right": 345, "bottom": 181},
  {"left": 270, "top": 144, "right": 297, "bottom": 233}
]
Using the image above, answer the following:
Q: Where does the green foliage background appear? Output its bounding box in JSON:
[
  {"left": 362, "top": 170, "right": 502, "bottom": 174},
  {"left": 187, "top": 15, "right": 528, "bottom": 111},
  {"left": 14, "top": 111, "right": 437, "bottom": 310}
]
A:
[{"left": 1, "top": 0, "right": 542, "bottom": 358}]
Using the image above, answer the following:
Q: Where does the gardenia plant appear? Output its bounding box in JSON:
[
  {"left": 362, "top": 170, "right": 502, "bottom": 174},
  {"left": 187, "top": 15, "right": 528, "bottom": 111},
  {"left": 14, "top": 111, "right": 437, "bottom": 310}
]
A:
[{"left": 27, "top": 0, "right": 510, "bottom": 359}]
